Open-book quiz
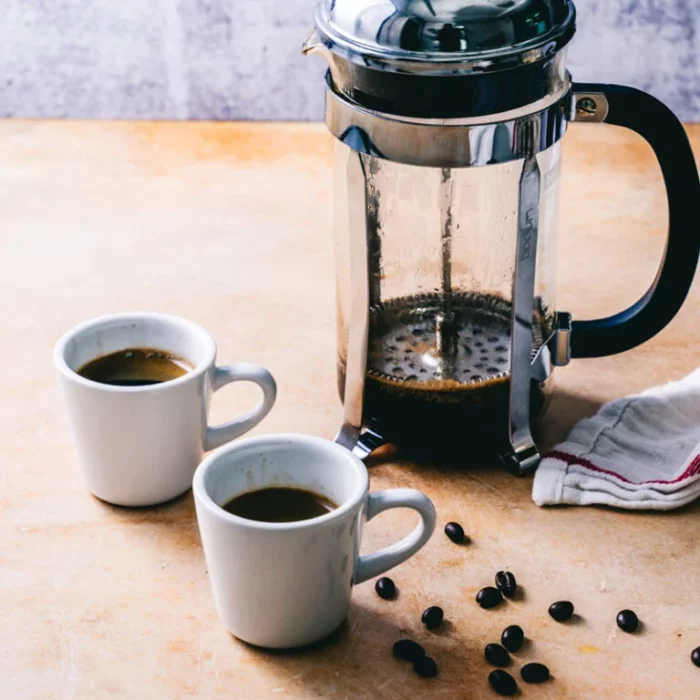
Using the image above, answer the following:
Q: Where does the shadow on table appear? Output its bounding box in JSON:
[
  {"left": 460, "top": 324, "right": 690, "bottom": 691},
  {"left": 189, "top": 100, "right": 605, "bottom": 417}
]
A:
[
  {"left": 95, "top": 488, "right": 201, "bottom": 551},
  {"left": 536, "top": 387, "right": 604, "bottom": 453},
  {"left": 240, "top": 600, "right": 470, "bottom": 698}
]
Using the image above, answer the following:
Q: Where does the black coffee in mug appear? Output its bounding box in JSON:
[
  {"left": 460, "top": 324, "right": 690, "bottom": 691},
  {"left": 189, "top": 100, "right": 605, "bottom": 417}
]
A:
[
  {"left": 222, "top": 487, "right": 337, "bottom": 523},
  {"left": 77, "top": 348, "right": 191, "bottom": 386}
]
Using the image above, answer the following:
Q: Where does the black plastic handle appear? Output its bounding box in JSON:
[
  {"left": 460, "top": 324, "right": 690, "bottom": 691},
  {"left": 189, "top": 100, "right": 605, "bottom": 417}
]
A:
[{"left": 570, "top": 83, "right": 700, "bottom": 358}]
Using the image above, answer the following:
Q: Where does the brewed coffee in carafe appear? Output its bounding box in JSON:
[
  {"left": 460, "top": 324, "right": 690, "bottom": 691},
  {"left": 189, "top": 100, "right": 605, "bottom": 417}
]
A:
[{"left": 339, "top": 293, "right": 549, "bottom": 453}]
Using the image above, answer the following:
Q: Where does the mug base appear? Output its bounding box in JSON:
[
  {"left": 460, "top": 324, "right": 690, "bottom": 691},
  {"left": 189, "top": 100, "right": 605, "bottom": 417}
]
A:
[
  {"left": 231, "top": 617, "right": 348, "bottom": 651},
  {"left": 88, "top": 485, "right": 192, "bottom": 508}
]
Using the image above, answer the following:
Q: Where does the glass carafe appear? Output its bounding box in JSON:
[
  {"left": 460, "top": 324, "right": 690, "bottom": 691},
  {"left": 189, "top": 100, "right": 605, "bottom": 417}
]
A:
[
  {"left": 305, "top": 0, "right": 700, "bottom": 473},
  {"left": 333, "top": 139, "right": 563, "bottom": 454}
]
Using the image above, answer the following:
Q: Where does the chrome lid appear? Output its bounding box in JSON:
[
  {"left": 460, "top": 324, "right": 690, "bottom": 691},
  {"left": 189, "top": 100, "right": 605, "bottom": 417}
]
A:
[{"left": 314, "top": 0, "right": 575, "bottom": 74}]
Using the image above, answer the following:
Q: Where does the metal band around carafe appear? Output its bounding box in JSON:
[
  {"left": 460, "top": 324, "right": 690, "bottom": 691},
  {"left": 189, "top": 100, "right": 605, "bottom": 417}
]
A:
[
  {"left": 325, "top": 78, "right": 571, "bottom": 169},
  {"left": 335, "top": 148, "right": 371, "bottom": 453}
]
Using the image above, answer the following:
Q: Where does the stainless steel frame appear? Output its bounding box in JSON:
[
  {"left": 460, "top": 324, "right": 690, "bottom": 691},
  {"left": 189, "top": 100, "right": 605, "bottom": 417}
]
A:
[
  {"left": 335, "top": 147, "right": 371, "bottom": 453},
  {"left": 330, "top": 85, "right": 580, "bottom": 469},
  {"left": 502, "top": 153, "right": 542, "bottom": 475}
]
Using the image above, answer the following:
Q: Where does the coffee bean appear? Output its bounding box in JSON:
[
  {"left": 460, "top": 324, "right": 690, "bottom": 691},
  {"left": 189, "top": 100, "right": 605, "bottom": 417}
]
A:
[
  {"left": 488, "top": 669, "right": 517, "bottom": 696},
  {"left": 414, "top": 656, "right": 438, "bottom": 678},
  {"left": 521, "top": 662, "right": 550, "bottom": 683},
  {"left": 548, "top": 600, "right": 574, "bottom": 621},
  {"left": 422, "top": 606, "right": 444, "bottom": 630},
  {"left": 495, "top": 571, "right": 517, "bottom": 598},
  {"left": 477, "top": 587, "right": 503, "bottom": 609},
  {"left": 444, "top": 522, "right": 466, "bottom": 544},
  {"left": 616, "top": 609, "right": 639, "bottom": 633},
  {"left": 375, "top": 577, "right": 396, "bottom": 600},
  {"left": 484, "top": 643, "right": 510, "bottom": 667},
  {"left": 393, "top": 639, "right": 425, "bottom": 663},
  {"left": 501, "top": 625, "right": 524, "bottom": 652},
  {"left": 691, "top": 647, "right": 700, "bottom": 668}
]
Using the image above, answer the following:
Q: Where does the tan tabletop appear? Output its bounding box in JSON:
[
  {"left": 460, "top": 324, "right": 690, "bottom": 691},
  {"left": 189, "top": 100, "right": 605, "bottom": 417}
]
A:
[{"left": 2, "top": 120, "right": 700, "bottom": 699}]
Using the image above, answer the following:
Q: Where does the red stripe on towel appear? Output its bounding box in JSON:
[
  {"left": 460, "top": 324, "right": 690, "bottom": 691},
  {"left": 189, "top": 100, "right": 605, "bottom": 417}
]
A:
[{"left": 547, "top": 451, "right": 700, "bottom": 486}]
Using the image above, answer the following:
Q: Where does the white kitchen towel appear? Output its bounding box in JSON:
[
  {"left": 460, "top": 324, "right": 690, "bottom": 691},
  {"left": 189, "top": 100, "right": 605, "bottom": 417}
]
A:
[{"left": 533, "top": 368, "right": 700, "bottom": 510}]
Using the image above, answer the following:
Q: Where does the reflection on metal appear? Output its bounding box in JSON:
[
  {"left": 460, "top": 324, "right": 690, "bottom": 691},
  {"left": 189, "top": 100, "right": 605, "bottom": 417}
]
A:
[
  {"left": 339, "top": 126, "right": 385, "bottom": 158},
  {"left": 503, "top": 150, "right": 542, "bottom": 476},
  {"left": 530, "top": 342, "right": 552, "bottom": 384},
  {"left": 570, "top": 91, "right": 609, "bottom": 123},
  {"left": 311, "top": 0, "right": 576, "bottom": 76},
  {"left": 352, "top": 427, "right": 387, "bottom": 461},
  {"left": 325, "top": 76, "right": 571, "bottom": 168},
  {"left": 335, "top": 150, "right": 371, "bottom": 451},
  {"left": 550, "top": 311, "right": 572, "bottom": 366},
  {"left": 533, "top": 312, "right": 572, "bottom": 379}
]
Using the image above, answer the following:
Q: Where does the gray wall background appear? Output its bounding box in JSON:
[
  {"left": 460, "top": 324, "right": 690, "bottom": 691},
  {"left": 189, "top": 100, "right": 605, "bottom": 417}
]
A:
[{"left": 0, "top": 0, "right": 697, "bottom": 121}]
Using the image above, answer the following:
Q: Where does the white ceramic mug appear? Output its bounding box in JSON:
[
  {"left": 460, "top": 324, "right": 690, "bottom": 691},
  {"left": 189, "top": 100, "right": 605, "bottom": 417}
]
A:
[
  {"left": 54, "top": 313, "right": 277, "bottom": 507},
  {"left": 193, "top": 434, "right": 436, "bottom": 649}
]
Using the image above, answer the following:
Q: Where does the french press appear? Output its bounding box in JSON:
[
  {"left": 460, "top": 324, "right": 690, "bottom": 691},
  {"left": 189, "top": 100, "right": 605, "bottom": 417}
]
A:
[{"left": 303, "top": 0, "right": 700, "bottom": 474}]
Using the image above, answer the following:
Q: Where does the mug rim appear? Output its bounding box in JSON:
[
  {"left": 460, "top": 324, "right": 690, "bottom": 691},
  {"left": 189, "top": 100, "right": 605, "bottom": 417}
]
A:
[
  {"left": 193, "top": 433, "right": 370, "bottom": 532},
  {"left": 53, "top": 311, "right": 217, "bottom": 393}
]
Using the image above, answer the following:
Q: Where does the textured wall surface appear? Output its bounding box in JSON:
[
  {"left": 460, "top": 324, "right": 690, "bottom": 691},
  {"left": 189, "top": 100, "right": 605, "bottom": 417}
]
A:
[{"left": 0, "top": 0, "right": 697, "bottom": 121}]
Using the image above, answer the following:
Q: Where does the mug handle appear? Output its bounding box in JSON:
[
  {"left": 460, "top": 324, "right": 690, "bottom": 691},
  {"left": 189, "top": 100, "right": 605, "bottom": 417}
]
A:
[
  {"left": 568, "top": 84, "right": 700, "bottom": 358},
  {"left": 354, "top": 489, "right": 436, "bottom": 585},
  {"left": 204, "top": 363, "right": 277, "bottom": 451}
]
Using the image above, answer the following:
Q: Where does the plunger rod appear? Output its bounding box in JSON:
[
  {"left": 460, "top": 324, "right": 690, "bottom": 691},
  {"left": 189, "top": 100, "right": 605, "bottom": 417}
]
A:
[{"left": 438, "top": 168, "right": 458, "bottom": 378}]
